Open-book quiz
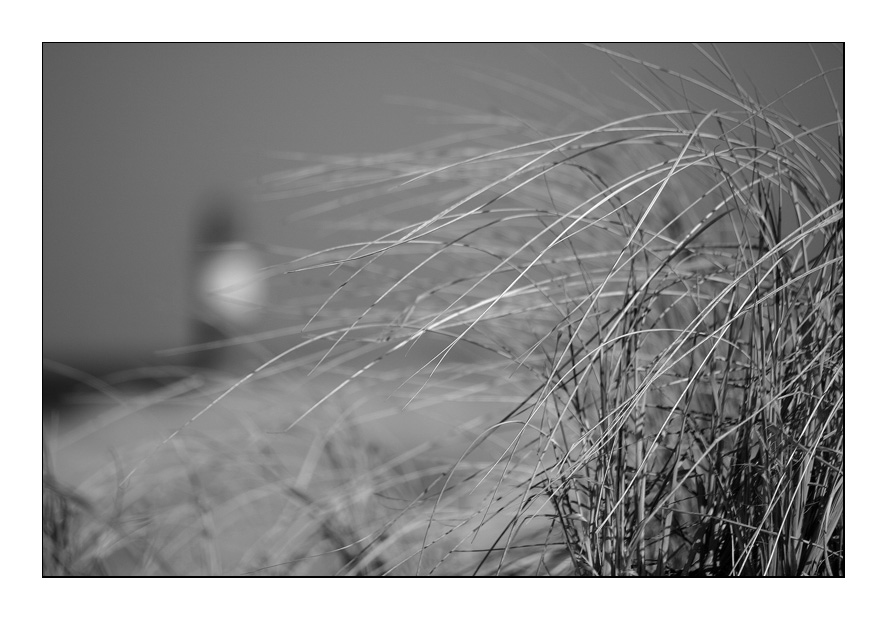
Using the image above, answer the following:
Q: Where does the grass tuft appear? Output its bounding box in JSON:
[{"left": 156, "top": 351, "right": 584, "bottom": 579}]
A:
[{"left": 46, "top": 44, "right": 843, "bottom": 576}]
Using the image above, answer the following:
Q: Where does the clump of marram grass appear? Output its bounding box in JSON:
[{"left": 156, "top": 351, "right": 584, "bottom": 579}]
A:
[
  {"left": 48, "top": 44, "right": 842, "bottom": 576},
  {"left": 254, "top": 44, "right": 844, "bottom": 575}
]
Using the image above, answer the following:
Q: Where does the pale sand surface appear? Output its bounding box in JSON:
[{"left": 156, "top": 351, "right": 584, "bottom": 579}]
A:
[
  {"left": 45, "top": 370, "right": 549, "bottom": 574},
  {"left": 46, "top": 369, "right": 523, "bottom": 488}
]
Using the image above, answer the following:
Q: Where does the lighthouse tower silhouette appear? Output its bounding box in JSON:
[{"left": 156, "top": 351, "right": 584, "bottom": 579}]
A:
[{"left": 190, "top": 194, "right": 268, "bottom": 374}]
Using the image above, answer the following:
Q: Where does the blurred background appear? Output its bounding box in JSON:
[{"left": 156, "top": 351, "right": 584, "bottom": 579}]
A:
[{"left": 43, "top": 42, "right": 843, "bottom": 412}]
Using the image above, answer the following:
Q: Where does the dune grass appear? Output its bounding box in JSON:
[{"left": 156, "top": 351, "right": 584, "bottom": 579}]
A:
[{"left": 44, "top": 44, "right": 843, "bottom": 576}]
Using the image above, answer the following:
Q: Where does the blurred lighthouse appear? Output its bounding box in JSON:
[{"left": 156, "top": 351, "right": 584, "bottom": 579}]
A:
[{"left": 190, "top": 194, "right": 268, "bottom": 374}]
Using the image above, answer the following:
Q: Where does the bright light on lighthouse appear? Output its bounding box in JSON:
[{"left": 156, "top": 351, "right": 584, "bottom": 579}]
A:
[{"left": 197, "top": 242, "right": 268, "bottom": 328}]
